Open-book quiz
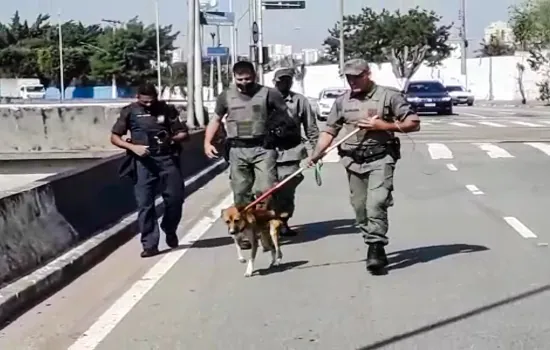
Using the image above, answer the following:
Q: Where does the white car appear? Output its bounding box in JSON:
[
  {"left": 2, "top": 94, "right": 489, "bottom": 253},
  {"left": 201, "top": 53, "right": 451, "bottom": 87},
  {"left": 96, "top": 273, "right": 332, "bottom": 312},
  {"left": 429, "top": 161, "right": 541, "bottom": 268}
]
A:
[
  {"left": 316, "top": 87, "right": 348, "bottom": 121},
  {"left": 445, "top": 85, "right": 474, "bottom": 106}
]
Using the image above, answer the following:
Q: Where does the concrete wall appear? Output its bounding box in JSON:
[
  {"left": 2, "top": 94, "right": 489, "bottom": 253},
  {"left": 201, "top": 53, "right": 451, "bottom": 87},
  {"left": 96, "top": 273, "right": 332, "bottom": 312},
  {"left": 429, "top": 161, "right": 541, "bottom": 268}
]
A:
[
  {"left": 0, "top": 129, "right": 223, "bottom": 288},
  {"left": 263, "top": 53, "right": 548, "bottom": 102},
  {"left": 0, "top": 102, "right": 213, "bottom": 156}
]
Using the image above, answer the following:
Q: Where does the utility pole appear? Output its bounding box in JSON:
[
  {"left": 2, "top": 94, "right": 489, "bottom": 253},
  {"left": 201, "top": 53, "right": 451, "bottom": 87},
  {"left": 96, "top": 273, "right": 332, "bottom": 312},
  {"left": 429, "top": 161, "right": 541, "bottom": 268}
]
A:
[
  {"left": 459, "top": 0, "right": 468, "bottom": 89},
  {"left": 101, "top": 19, "right": 123, "bottom": 99},
  {"left": 154, "top": 0, "right": 162, "bottom": 98},
  {"left": 186, "top": 0, "right": 195, "bottom": 128},
  {"left": 216, "top": 25, "right": 223, "bottom": 94},
  {"left": 256, "top": 0, "right": 264, "bottom": 83},
  {"left": 229, "top": 0, "right": 237, "bottom": 67},
  {"left": 210, "top": 32, "right": 215, "bottom": 98},
  {"left": 339, "top": 0, "right": 345, "bottom": 83},
  {"left": 58, "top": 10, "right": 65, "bottom": 100},
  {"left": 194, "top": 0, "right": 205, "bottom": 127}
]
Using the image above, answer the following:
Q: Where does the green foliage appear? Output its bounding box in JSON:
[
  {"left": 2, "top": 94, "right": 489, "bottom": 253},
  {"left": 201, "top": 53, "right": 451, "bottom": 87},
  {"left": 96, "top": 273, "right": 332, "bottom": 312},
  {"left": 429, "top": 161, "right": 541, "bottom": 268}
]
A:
[
  {"left": 323, "top": 7, "right": 453, "bottom": 79},
  {"left": 476, "top": 35, "right": 515, "bottom": 57},
  {"left": 0, "top": 11, "right": 180, "bottom": 90}
]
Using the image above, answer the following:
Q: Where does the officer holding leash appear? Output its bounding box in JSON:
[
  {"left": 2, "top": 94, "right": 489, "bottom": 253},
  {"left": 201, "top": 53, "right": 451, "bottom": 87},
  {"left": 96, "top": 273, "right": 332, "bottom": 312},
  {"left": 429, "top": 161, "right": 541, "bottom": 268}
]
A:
[
  {"left": 308, "top": 59, "right": 421, "bottom": 274},
  {"left": 204, "top": 60, "right": 297, "bottom": 249},
  {"left": 272, "top": 67, "right": 320, "bottom": 237},
  {"left": 111, "top": 83, "right": 188, "bottom": 258}
]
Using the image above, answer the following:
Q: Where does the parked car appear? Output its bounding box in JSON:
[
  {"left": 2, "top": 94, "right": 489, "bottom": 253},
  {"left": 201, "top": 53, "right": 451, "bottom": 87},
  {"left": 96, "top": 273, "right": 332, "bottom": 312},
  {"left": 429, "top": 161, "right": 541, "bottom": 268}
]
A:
[
  {"left": 315, "top": 87, "right": 348, "bottom": 121},
  {"left": 405, "top": 80, "right": 453, "bottom": 115},
  {"left": 445, "top": 85, "right": 474, "bottom": 106}
]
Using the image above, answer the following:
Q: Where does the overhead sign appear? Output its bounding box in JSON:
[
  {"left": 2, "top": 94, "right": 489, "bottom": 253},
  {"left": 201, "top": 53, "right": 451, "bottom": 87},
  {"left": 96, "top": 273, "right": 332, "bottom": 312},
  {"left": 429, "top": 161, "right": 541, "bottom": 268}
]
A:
[
  {"left": 207, "top": 46, "right": 229, "bottom": 57},
  {"left": 252, "top": 22, "right": 259, "bottom": 43},
  {"left": 202, "top": 11, "right": 235, "bottom": 26},
  {"left": 262, "top": 0, "right": 306, "bottom": 10},
  {"left": 199, "top": 0, "right": 218, "bottom": 10}
]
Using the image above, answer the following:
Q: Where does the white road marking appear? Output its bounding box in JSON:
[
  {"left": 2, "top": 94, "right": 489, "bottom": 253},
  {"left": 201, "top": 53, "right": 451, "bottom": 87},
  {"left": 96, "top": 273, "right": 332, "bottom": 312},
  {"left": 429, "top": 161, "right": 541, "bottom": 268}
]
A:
[
  {"left": 427, "top": 143, "right": 453, "bottom": 159},
  {"left": 477, "top": 121, "right": 507, "bottom": 127},
  {"left": 68, "top": 193, "right": 234, "bottom": 350},
  {"left": 449, "top": 122, "right": 475, "bottom": 127},
  {"left": 473, "top": 143, "right": 514, "bottom": 158},
  {"left": 509, "top": 121, "right": 543, "bottom": 127},
  {"left": 322, "top": 148, "right": 341, "bottom": 163},
  {"left": 503, "top": 216, "right": 537, "bottom": 238},
  {"left": 459, "top": 112, "right": 488, "bottom": 119},
  {"left": 540, "top": 120, "right": 550, "bottom": 125},
  {"left": 446, "top": 163, "right": 458, "bottom": 171},
  {"left": 497, "top": 111, "right": 516, "bottom": 115},
  {"left": 465, "top": 184, "right": 484, "bottom": 195},
  {"left": 525, "top": 142, "right": 550, "bottom": 155},
  {"left": 422, "top": 122, "right": 433, "bottom": 126}
]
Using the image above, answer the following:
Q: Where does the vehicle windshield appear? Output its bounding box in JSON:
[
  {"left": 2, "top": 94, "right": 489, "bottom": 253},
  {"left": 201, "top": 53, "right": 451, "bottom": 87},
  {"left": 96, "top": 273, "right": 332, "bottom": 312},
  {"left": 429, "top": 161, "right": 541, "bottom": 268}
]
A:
[
  {"left": 321, "top": 89, "right": 346, "bottom": 99},
  {"left": 25, "top": 85, "right": 45, "bottom": 93},
  {"left": 445, "top": 86, "right": 464, "bottom": 92},
  {"left": 406, "top": 82, "right": 446, "bottom": 93}
]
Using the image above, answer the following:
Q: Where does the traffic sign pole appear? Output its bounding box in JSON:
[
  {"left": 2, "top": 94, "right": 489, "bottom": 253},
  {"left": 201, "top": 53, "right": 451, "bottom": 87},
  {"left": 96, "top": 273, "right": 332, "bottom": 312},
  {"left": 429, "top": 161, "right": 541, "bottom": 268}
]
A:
[{"left": 256, "top": 0, "right": 264, "bottom": 83}]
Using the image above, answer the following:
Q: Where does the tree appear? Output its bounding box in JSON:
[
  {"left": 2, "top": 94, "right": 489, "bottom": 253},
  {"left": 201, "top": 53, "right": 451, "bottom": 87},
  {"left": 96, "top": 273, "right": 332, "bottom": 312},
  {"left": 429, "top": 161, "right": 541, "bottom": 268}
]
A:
[
  {"left": 89, "top": 17, "right": 179, "bottom": 87},
  {"left": 323, "top": 7, "right": 453, "bottom": 87},
  {"left": 476, "top": 34, "right": 515, "bottom": 57}
]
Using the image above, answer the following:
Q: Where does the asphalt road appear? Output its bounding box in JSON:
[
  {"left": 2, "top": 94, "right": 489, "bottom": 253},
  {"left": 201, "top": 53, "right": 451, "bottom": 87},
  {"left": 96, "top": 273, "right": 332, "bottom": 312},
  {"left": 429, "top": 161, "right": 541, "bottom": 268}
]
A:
[{"left": 2, "top": 106, "right": 550, "bottom": 349}]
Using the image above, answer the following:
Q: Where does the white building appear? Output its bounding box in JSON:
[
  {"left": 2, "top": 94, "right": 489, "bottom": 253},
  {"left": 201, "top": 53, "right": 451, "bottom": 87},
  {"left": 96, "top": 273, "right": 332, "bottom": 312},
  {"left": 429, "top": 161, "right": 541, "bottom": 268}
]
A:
[
  {"left": 484, "top": 21, "right": 515, "bottom": 44},
  {"left": 267, "top": 44, "right": 293, "bottom": 57},
  {"left": 301, "top": 49, "right": 320, "bottom": 64},
  {"left": 171, "top": 49, "right": 184, "bottom": 63},
  {"left": 449, "top": 42, "right": 462, "bottom": 59}
]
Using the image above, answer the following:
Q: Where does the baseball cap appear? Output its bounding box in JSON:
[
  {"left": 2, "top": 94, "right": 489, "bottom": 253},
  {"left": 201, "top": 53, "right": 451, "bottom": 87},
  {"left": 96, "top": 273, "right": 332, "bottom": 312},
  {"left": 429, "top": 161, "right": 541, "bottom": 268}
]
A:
[
  {"left": 273, "top": 68, "right": 295, "bottom": 81},
  {"left": 343, "top": 58, "right": 369, "bottom": 75}
]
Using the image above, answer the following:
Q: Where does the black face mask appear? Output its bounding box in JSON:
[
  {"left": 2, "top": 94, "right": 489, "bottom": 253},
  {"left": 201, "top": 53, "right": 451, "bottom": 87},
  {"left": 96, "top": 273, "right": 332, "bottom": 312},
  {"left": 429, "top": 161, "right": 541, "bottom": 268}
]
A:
[{"left": 236, "top": 82, "right": 256, "bottom": 94}]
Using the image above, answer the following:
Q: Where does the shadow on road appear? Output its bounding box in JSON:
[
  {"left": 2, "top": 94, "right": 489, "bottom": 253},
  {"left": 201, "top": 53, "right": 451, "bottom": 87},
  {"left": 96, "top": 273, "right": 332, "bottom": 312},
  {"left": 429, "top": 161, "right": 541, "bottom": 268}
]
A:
[
  {"left": 256, "top": 260, "right": 309, "bottom": 276},
  {"left": 282, "top": 218, "right": 358, "bottom": 246},
  {"left": 387, "top": 243, "right": 489, "bottom": 271},
  {"left": 357, "top": 282, "right": 550, "bottom": 349}
]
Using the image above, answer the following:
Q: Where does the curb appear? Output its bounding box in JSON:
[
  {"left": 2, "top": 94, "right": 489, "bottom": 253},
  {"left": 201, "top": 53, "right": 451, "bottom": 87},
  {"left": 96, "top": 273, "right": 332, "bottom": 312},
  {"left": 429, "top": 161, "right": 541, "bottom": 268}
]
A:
[{"left": 0, "top": 159, "right": 228, "bottom": 327}]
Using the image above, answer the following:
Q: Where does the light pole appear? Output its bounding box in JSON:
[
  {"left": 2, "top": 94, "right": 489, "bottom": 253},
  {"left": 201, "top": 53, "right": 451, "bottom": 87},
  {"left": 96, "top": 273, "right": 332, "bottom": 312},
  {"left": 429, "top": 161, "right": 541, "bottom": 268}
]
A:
[
  {"left": 154, "top": 0, "right": 162, "bottom": 98},
  {"left": 58, "top": 10, "right": 65, "bottom": 100},
  {"left": 339, "top": 0, "right": 345, "bottom": 83},
  {"left": 101, "top": 19, "right": 123, "bottom": 99},
  {"left": 186, "top": 0, "right": 195, "bottom": 128}
]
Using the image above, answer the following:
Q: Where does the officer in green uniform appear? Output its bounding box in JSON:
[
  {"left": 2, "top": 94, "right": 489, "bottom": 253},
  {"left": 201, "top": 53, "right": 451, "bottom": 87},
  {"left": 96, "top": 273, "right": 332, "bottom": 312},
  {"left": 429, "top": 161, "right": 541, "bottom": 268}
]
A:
[
  {"left": 203, "top": 61, "right": 294, "bottom": 249},
  {"left": 308, "top": 59, "right": 421, "bottom": 274},
  {"left": 271, "top": 67, "right": 319, "bottom": 236}
]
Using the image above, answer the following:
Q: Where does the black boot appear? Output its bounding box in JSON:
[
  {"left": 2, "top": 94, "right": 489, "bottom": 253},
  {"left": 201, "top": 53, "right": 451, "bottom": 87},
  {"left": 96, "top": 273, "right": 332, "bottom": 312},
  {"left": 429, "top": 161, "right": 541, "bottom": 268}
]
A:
[
  {"left": 280, "top": 221, "right": 297, "bottom": 237},
  {"left": 366, "top": 243, "right": 388, "bottom": 274}
]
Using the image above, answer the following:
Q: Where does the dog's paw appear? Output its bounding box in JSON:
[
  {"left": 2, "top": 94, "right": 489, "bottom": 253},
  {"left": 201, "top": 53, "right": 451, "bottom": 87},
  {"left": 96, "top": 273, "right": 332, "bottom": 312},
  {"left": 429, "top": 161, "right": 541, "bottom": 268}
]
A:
[
  {"left": 238, "top": 257, "right": 247, "bottom": 263},
  {"left": 244, "top": 261, "right": 254, "bottom": 277}
]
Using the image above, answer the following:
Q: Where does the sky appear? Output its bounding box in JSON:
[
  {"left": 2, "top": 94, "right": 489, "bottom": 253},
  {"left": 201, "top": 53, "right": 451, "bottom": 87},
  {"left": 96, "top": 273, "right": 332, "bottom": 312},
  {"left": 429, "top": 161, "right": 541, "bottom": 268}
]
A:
[{"left": 2, "top": 0, "right": 523, "bottom": 56}]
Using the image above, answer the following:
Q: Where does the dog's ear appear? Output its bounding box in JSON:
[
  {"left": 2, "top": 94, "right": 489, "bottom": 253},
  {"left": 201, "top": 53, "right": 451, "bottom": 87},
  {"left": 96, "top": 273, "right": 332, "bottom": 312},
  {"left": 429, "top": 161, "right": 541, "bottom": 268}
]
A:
[{"left": 244, "top": 211, "right": 256, "bottom": 225}]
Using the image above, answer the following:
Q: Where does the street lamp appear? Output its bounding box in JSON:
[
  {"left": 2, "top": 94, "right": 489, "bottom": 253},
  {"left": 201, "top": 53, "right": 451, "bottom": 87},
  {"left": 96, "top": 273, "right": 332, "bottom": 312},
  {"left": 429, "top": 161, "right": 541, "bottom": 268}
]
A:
[
  {"left": 101, "top": 18, "right": 123, "bottom": 99},
  {"left": 58, "top": 10, "right": 64, "bottom": 100}
]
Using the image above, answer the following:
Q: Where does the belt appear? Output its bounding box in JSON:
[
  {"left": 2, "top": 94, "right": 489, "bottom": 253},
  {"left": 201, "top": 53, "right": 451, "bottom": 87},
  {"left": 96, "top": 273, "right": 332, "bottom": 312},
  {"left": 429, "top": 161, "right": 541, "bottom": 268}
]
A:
[{"left": 228, "top": 137, "right": 264, "bottom": 148}]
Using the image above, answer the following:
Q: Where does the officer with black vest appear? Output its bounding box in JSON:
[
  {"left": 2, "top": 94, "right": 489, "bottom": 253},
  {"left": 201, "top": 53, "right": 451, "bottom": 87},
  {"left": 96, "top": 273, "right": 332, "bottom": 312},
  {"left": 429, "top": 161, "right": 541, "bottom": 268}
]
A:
[
  {"left": 271, "top": 67, "right": 319, "bottom": 236},
  {"left": 204, "top": 60, "right": 295, "bottom": 249},
  {"left": 111, "top": 83, "right": 188, "bottom": 258}
]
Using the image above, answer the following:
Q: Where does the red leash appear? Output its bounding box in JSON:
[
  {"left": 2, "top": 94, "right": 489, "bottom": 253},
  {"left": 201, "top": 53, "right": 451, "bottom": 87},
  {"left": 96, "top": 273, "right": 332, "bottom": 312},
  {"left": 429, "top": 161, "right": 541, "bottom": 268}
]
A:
[{"left": 242, "top": 128, "right": 361, "bottom": 212}]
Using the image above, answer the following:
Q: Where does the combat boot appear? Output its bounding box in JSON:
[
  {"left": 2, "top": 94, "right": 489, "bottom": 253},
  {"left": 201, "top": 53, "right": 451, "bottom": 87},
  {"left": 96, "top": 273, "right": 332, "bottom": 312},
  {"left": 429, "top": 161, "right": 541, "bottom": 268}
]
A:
[{"left": 366, "top": 243, "right": 388, "bottom": 274}]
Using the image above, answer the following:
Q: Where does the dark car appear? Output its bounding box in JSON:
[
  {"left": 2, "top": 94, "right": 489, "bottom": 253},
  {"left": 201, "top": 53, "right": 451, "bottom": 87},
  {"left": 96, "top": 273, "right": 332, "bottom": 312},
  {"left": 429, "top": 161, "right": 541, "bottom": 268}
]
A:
[{"left": 404, "top": 80, "right": 453, "bottom": 115}]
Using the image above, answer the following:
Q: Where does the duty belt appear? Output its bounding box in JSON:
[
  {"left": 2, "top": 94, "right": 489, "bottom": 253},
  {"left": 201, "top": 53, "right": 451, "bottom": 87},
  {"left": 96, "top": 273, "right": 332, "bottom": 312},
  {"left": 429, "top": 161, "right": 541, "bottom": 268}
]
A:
[
  {"left": 227, "top": 137, "right": 264, "bottom": 148},
  {"left": 337, "top": 138, "right": 401, "bottom": 164}
]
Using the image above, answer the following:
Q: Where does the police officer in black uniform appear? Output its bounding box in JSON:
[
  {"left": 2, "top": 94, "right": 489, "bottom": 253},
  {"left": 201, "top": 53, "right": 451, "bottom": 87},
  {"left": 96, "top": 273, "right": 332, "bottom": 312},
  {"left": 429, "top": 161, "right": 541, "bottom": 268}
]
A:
[{"left": 111, "top": 83, "right": 188, "bottom": 258}]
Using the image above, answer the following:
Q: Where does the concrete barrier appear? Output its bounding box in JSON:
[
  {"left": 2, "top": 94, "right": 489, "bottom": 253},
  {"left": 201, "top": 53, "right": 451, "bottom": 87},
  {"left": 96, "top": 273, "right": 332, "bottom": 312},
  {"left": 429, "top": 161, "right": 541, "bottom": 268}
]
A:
[
  {"left": 0, "top": 102, "right": 211, "bottom": 156},
  {"left": 0, "top": 129, "right": 226, "bottom": 318}
]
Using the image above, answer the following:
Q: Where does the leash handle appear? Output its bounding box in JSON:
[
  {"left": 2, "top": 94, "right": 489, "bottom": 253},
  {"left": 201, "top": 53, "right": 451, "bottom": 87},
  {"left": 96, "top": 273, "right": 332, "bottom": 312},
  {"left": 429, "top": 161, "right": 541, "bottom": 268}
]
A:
[{"left": 242, "top": 128, "right": 361, "bottom": 212}]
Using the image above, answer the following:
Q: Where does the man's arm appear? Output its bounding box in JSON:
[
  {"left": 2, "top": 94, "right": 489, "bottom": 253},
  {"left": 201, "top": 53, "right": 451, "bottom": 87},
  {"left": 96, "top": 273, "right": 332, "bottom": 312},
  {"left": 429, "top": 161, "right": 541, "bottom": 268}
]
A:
[
  {"left": 311, "top": 96, "right": 344, "bottom": 160},
  {"left": 204, "top": 91, "right": 227, "bottom": 147},
  {"left": 385, "top": 91, "right": 420, "bottom": 133},
  {"left": 299, "top": 96, "right": 320, "bottom": 149},
  {"left": 110, "top": 106, "right": 135, "bottom": 151},
  {"left": 266, "top": 87, "right": 293, "bottom": 119},
  {"left": 167, "top": 104, "right": 189, "bottom": 142}
]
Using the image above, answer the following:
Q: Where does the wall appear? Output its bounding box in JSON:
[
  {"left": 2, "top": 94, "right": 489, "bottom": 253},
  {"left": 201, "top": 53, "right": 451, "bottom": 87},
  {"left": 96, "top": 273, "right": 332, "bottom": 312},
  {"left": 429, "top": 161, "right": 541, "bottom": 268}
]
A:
[
  {"left": 263, "top": 53, "right": 547, "bottom": 102},
  {"left": 0, "top": 103, "right": 204, "bottom": 154},
  {"left": 0, "top": 129, "right": 221, "bottom": 288}
]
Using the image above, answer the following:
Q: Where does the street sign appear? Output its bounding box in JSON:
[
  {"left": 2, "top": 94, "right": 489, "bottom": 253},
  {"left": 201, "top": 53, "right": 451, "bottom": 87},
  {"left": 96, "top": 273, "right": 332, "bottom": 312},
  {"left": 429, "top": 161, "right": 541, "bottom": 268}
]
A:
[
  {"left": 262, "top": 0, "right": 306, "bottom": 10},
  {"left": 202, "top": 11, "right": 235, "bottom": 26},
  {"left": 207, "top": 46, "right": 229, "bottom": 57},
  {"left": 252, "top": 22, "right": 259, "bottom": 43},
  {"left": 199, "top": 0, "right": 218, "bottom": 10}
]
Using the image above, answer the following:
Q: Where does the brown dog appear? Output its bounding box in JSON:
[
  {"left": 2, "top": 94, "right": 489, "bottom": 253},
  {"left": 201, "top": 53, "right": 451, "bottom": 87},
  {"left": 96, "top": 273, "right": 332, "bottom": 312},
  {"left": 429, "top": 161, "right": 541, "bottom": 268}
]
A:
[{"left": 221, "top": 202, "right": 288, "bottom": 277}]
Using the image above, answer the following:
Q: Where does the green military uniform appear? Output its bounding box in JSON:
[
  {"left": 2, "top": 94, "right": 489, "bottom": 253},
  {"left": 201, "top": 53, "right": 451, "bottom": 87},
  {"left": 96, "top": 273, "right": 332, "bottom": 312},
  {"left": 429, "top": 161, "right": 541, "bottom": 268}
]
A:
[
  {"left": 271, "top": 68, "right": 320, "bottom": 232},
  {"left": 324, "top": 59, "right": 414, "bottom": 250},
  {"left": 214, "top": 83, "right": 291, "bottom": 207}
]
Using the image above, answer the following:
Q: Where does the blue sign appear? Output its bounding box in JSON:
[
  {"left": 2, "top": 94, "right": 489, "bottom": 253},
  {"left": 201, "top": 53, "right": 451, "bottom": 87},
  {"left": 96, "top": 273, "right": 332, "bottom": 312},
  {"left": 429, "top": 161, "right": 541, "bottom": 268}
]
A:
[
  {"left": 207, "top": 46, "right": 229, "bottom": 57},
  {"left": 203, "top": 11, "right": 235, "bottom": 26}
]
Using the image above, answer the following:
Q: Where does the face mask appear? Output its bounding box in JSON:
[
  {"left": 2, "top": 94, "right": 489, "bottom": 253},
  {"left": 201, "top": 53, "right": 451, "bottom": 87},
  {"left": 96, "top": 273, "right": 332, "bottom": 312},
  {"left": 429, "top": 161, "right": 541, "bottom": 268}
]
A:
[{"left": 236, "top": 82, "right": 256, "bottom": 93}]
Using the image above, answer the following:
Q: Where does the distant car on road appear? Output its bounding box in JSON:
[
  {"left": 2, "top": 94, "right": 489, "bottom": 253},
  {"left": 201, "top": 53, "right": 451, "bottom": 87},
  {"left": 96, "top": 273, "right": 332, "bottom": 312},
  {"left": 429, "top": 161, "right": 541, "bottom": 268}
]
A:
[
  {"left": 445, "top": 85, "right": 474, "bottom": 106},
  {"left": 405, "top": 80, "right": 453, "bottom": 115},
  {"left": 315, "top": 87, "right": 348, "bottom": 121}
]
